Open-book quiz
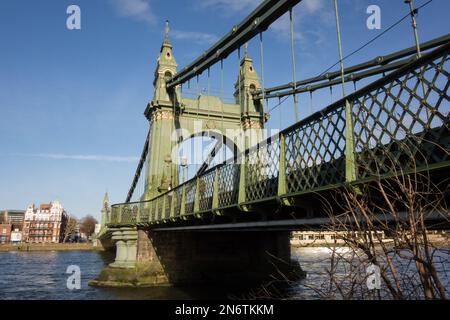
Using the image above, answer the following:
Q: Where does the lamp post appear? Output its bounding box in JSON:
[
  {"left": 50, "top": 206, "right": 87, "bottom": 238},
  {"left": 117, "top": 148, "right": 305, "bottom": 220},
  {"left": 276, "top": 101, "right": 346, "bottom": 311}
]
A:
[{"left": 180, "top": 156, "right": 188, "bottom": 183}]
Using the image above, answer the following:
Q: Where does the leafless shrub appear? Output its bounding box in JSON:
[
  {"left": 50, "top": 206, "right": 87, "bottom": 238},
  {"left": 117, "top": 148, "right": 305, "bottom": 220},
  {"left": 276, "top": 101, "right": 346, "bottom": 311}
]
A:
[{"left": 308, "top": 138, "right": 450, "bottom": 300}]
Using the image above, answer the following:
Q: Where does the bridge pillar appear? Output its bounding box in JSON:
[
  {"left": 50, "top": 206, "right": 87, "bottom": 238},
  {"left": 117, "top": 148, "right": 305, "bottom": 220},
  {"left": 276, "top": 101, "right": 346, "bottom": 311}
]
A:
[
  {"left": 91, "top": 229, "right": 303, "bottom": 288},
  {"left": 108, "top": 228, "right": 138, "bottom": 269}
]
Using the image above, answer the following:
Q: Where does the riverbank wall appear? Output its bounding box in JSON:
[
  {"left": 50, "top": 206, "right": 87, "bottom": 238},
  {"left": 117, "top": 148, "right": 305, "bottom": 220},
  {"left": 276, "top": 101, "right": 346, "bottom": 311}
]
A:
[
  {"left": 291, "top": 239, "right": 450, "bottom": 248},
  {"left": 0, "top": 243, "right": 104, "bottom": 252}
]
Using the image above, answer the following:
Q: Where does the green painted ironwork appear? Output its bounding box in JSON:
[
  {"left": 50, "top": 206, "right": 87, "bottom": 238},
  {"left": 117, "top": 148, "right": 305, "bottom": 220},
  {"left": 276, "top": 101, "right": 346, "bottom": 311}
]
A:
[
  {"left": 184, "top": 179, "right": 197, "bottom": 215},
  {"left": 180, "top": 183, "right": 186, "bottom": 218},
  {"left": 166, "top": 0, "right": 303, "bottom": 89},
  {"left": 284, "top": 105, "right": 346, "bottom": 195},
  {"left": 218, "top": 163, "right": 240, "bottom": 208},
  {"left": 141, "top": 30, "right": 264, "bottom": 203},
  {"left": 108, "top": 43, "right": 450, "bottom": 226},
  {"left": 245, "top": 136, "right": 280, "bottom": 203},
  {"left": 198, "top": 170, "right": 215, "bottom": 212},
  {"left": 173, "top": 186, "right": 183, "bottom": 218},
  {"left": 212, "top": 168, "right": 220, "bottom": 214}
]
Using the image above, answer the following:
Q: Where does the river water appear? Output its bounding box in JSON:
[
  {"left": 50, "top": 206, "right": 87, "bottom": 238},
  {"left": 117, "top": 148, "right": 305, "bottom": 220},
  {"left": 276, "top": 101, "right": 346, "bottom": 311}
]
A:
[{"left": 0, "top": 247, "right": 448, "bottom": 300}]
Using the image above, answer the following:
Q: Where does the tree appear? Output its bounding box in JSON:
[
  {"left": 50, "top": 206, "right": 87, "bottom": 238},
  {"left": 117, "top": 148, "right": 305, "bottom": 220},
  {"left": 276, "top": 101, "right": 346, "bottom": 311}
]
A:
[
  {"left": 303, "top": 140, "right": 450, "bottom": 300},
  {"left": 79, "top": 215, "right": 98, "bottom": 238},
  {"left": 63, "top": 216, "right": 78, "bottom": 243},
  {"left": 250, "top": 141, "right": 449, "bottom": 300}
]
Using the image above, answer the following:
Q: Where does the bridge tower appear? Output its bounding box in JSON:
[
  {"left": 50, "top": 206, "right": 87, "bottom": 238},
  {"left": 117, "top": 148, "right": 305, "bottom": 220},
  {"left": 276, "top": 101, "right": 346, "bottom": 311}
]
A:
[
  {"left": 143, "top": 21, "right": 179, "bottom": 200},
  {"left": 235, "top": 44, "right": 265, "bottom": 132},
  {"left": 92, "top": 23, "right": 305, "bottom": 289},
  {"left": 100, "top": 192, "right": 109, "bottom": 229},
  {"left": 143, "top": 22, "right": 266, "bottom": 200}
]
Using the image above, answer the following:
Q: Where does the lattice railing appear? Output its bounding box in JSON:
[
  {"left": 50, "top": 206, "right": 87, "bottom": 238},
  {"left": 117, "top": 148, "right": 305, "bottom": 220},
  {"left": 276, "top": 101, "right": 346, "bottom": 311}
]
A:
[
  {"left": 139, "top": 202, "right": 150, "bottom": 223},
  {"left": 164, "top": 194, "right": 171, "bottom": 220},
  {"left": 285, "top": 106, "right": 346, "bottom": 194},
  {"left": 151, "top": 199, "right": 157, "bottom": 221},
  {"left": 245, "top": 137, "right": 280, "bottom": 202},
  {"left": 173, "top": 186, "right": 183, "bottom": 217},
  {"left": 353, "top": 51, "right": 449, "bottom": 179},
  {"left": 198, "top": 170, "right": 215, "bottom": 212},
  {"left": 121, "top": 205, "right": 133, "bottom": 224},
  {"left": 184, "top": 179, "right": 197, "bottom": 215},
  {"left": 218, "top": 164, "right": 240, "bottom": 208},
  {"left": 110, "top": 206, "right": 120, "bottom": 224},
  {"left": 108, "top": 43, "right": 450, "bottom": 226},
  {"left": 157, "top": 196, "right": 164, "bottom": 221}
]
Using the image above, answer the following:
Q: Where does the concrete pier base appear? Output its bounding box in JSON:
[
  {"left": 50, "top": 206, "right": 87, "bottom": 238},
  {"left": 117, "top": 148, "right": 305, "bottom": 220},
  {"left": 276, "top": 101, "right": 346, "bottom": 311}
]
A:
[{"left": 90, "top": 229, "right": 304, "bottom": 287}]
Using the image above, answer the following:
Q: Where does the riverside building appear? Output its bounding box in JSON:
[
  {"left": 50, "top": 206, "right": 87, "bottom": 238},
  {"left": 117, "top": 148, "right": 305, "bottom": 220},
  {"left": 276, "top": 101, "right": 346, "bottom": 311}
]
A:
[{"left": 22, "top": 201, "right": 68, "bottom": 243}]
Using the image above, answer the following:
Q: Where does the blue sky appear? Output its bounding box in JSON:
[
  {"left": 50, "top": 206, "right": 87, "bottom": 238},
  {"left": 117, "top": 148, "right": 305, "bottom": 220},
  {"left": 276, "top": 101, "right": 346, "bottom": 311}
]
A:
[{"left": 0, "top": 0, "right": 448, "bottom": 219}]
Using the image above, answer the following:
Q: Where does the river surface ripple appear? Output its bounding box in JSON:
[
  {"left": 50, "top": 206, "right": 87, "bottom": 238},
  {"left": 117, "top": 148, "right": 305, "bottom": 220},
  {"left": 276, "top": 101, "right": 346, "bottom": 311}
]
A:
[{"left": 0, "top": 247, "right": 448, "bottom": 300}]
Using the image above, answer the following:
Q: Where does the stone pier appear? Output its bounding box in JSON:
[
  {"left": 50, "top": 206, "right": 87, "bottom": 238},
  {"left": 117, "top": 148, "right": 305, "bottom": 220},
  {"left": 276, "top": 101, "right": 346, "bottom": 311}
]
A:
[
  {"left": 90, "top": 228, "right": 303, "bottom": 287},
  {"left": 108, "top": 228, "right": 138, "bottom": 269}
]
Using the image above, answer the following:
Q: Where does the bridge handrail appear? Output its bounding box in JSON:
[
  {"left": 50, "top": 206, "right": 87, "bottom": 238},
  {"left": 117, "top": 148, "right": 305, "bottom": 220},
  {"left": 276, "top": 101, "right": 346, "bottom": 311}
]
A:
[
  {"left": 246, "top": 41, "right": 450, "bottom": 154},
  {"left": 112, "top": 160, "right": 229, "bottom": 208}
]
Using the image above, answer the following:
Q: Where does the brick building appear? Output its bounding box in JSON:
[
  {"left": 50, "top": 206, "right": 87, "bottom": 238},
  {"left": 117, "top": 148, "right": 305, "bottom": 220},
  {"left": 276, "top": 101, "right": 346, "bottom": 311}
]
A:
[
  {"left": 0, "top": 210, "right": 25, "bottom": 231},
  {"left": 23, "top": 201, "right": 68, "bottom": 243},
  {"left": 0, "top": 223, "right": 11, "bottom": 243}
]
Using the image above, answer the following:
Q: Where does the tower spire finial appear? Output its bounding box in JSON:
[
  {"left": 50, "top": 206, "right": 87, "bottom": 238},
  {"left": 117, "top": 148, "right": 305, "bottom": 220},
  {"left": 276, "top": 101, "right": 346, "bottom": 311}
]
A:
[
  {"left": 164, "top": 20, "right": 170, "bottom": 42},
  {"left": 103, "top": 191, "right": 109, "bottom": 205},
  {"left": 244, "top": 42, "right": 249, "bottom": 57}
]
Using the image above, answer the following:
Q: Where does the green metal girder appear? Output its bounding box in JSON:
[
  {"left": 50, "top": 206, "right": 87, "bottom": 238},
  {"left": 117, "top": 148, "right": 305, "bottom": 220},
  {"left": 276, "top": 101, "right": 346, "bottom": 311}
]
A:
[{"left": 167, "top": 0, "right": 303, "bottom": 88}]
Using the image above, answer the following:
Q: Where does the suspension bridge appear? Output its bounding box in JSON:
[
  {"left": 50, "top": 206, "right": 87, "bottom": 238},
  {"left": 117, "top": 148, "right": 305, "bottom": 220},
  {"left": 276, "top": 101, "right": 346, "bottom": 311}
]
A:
[{"left": 92, "top": 0, "right": 449, "bottom": 287}]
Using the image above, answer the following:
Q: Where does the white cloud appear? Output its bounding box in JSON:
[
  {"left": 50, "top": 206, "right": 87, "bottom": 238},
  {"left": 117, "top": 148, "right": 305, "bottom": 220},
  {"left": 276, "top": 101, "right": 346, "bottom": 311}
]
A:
[
  {"left": 270, "top": 0, "right": 333, "bottom": 42},
  {"left": 270, "top": 12, "right": 302, "bottom": 41},
  {"left": 171, "top": 30, "right": 219, "bottom": 45},
  {"left": 14, "top": 153, "right": 139, "bottom": 163},
  {"left": 303, "top": 0, "right": 326, "bottom": 13},
  {"left": 196, "top": 0, "right": 332, "bottom": 43},
  {"left": 109, "top": 0, "right": 219, "bottom": 45},
  {"left": 110, "top": 0, "right": 156, "bottom": 24}
]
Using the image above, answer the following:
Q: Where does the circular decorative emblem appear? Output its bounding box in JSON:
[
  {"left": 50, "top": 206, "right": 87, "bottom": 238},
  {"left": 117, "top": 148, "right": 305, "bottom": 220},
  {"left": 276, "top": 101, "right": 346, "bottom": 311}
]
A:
[{"left": 206, "top": 120, "right": 216, "bottom": 130}]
